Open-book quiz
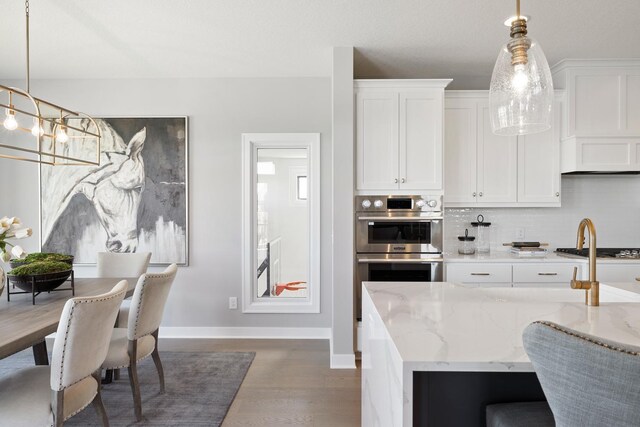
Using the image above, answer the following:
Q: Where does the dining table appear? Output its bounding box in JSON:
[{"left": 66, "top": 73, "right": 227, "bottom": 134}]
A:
[{"left": 0, "top": 277, "right": 137, "bottom": 365}]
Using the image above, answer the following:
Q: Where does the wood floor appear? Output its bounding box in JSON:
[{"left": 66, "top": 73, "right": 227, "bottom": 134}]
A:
[{"left": 160, "top": 339, "right": 361, "bottom": 426}]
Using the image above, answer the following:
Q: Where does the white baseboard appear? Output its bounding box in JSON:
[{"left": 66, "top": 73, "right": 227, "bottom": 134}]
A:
[
  {"left": 158, "top": 326, "right": 331, "bottom": 340},
  {"left": 330, "top": 352, "right": 357, "bottom": 369}
]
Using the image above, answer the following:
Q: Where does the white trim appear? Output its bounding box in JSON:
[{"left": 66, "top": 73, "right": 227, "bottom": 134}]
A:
[
  {"left": 158, "top": 326, "right": 331, "bottom": 340},
  {"left": 241, "top": 133, "right": 321, "bottom": 313},
  {"left": 354, "top": 79, "right": 452, "bottom": 89},
  {"left": 551, "top": 58, "right": 640, "bottom": 74},
  {"left": 329, "top": 337, "right": 357, "bottom": 369}
]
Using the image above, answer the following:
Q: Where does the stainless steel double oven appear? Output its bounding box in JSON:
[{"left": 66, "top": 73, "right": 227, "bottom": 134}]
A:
[{"left": 355, "top": 195, "right": 443, "bottom": 320}]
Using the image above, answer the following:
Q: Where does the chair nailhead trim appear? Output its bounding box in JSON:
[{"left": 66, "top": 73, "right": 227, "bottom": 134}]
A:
[{"left": 534, "top": 321, "right": 640, "bottom": 356}]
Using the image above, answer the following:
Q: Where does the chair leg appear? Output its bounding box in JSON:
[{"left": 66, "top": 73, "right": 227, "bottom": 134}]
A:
[
  {"left": 128, "top": 340, "right": 143, "bottom": 421},
  {"left": 51, "top": 389, "right": 64, "bottom": 427},
  {"left": 114, "top": 368, "right": 121, "bottom": 381},
  {"left": 92, "top": 371, "right": 110, "bottom": 427},
  {"left": 151, "top": 329, "right": 165, "bottom": 393}
]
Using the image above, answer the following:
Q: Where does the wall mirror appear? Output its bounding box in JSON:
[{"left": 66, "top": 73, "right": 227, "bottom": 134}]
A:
[{"left": 242, "top": 133, "right": 320, "bottom": 313}]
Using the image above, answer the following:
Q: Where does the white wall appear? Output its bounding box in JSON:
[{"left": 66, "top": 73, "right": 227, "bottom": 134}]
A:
[
  {"left": 444, "top": 175, "right": 640, "bottom": 253},
  {"left": 0, "top": 77, "right": 333, "bottom": 330}
]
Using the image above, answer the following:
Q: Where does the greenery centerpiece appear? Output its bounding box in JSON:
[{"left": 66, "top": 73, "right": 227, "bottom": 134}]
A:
[{"left": 7, "top": 252, "right": 74, "bottom": 294}]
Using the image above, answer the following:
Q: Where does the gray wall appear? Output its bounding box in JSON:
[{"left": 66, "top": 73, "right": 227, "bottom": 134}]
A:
[{"left": 0, "top": 77, "right": 333, "bottom": 329}]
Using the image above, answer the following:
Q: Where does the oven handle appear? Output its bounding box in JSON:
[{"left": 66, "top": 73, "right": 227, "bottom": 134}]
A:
[
  {"left": 357, "top": 216, "right": 443, "bottom": 222},
  {"left": 357, "top": 258, "right": 444, "bottom": 264}
]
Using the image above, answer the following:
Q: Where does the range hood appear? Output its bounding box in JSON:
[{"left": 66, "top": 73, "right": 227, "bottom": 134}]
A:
[{"left": 552, "top": 59, "right": 640, "bottom": 174}]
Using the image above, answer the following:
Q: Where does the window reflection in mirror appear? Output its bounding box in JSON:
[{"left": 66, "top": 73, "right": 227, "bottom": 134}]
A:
[{"left": 256, "top": 148, "right": 308, "bottom": 299}]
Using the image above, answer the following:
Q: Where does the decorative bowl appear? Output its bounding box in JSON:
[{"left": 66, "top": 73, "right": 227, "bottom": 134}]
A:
[{"left": 7, "top": 269, "right": 73, "bottom": 293}]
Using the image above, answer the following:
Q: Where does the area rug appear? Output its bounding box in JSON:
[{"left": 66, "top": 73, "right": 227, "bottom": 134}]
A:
[{"left": 0, "top": 351, "right": 255, "bottom": 426}]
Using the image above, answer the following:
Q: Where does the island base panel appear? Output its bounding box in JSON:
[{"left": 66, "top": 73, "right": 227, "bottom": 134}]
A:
[{"left": 413, "top": 371, "right": 546, "bottom": 427}]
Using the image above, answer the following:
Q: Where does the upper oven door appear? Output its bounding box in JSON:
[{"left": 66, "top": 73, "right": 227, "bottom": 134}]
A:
[{"left": 356, "top": 213, "right": 443, "bottom": 253}]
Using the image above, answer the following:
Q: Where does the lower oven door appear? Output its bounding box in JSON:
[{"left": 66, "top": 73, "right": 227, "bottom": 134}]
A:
[{"left": 355, "top": 254, "right": 443, "bottom": 320}]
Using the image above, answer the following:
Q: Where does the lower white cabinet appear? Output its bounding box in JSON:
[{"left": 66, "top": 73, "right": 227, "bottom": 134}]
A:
[
  {"left": 445, "top": 263, "right": 511, "bottom": 284},
  {"left": 597, "top": 264, "right": 640, "bottom": 283},
  {"left": 446, "top": 262, "right": 582, "bottom": 288}
]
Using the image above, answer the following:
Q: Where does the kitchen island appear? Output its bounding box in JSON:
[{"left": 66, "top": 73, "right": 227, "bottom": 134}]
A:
[{"left": 362, "top": 281, "right": 640, "bottom": 426}]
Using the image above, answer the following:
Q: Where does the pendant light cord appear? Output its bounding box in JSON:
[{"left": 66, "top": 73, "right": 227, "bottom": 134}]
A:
[
  {"left": 25, "top": 0, "right": 30, "bottom": 93},
  {"left": 516, "top": 0, "right": 521, "bottom": 19}
]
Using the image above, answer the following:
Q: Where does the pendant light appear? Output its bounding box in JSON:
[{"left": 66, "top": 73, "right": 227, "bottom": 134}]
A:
[
  {"left": 489, "top": 0, "right": 553, "bottom": 136},
  {"left": 0, "top": 0, "right": 101, "bottom": 165}
]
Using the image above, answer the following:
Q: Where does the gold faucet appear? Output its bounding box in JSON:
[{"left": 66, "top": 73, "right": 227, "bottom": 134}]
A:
[{"left": 570, "top": 218, "right": 599, "bottom": 306}]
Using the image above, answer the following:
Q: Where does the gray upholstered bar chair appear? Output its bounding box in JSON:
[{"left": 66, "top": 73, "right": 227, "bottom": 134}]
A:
[
  {"left": 487, "top": 321, "right": 640, "bottom": 427},
  {"left": 0, "top": 281, "right": 127, "bottom": 427},
  {"left": 101, "top": 263, "right": 178, "bottom": 421}
]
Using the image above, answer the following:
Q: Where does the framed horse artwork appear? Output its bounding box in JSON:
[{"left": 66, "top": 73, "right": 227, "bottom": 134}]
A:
[{"left": 39, "top": 117, "right": 188, "bottom": 265}]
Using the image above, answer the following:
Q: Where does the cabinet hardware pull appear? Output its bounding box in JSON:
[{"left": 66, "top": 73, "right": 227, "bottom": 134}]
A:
[
  {"left": 538, "top": 273, "right": 558, "bottom": 276},
  {"left": 479, "top": 192, "right": 483, "bottom": 197},
  {"left": 470, "top": 273, "right": 490, "bottom": 276},
  {"left": 472, "top": 192, "right": 477, "bottom": 197},
  {"left": 394, "top": 178, "right": 398, "bottom": 183},
  {"left": 401, "top": 178, "right": 406, "bottom": 183},
  {"left": 636, "top": 277, "right": 640, "bottom": 282},
  {"left": 556, "top": 192, "right": 560, "bottom": 197}
]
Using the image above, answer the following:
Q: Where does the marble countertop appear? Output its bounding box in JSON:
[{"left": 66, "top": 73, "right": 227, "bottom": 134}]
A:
[
  {"left": 445, "top": 251, "right": 640, "bottom": 264},
  {"left": 364, "top": 281, "right": 640, "bottom": 372}
]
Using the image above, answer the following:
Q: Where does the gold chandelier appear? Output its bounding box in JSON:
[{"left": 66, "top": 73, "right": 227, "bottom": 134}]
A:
[{"left": 0, "top": 0, "right": 101, "bottom": 166}]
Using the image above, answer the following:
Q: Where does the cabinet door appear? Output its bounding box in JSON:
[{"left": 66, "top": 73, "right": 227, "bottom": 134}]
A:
[
  {"left": 517, "top": 101, "right": 561, "bottom": 204},
  {"left": 356, "top": 91, "right": 399, "bottom": 190},
  {"left": 477, "top": 103, "right": 517, "bottom": 203},
  {"left": 398, "top": 91, "right": 443, "bottom": 190},
  {"left": 444, "top": 98, "right": 478, "bottom": 204}
]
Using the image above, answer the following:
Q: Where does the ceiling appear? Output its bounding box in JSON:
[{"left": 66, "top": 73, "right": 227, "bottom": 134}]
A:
[{"left": 0, "top": 0, "right": 638, "bottom": 88}]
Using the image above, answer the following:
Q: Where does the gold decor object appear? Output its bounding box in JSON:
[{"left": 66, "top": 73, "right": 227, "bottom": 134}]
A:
[
  {"left": 489, "top": 0, "right": 553, "bottom": 136},
  {"left": 0, "top": 0, "right": 101, "bottom": 166}
]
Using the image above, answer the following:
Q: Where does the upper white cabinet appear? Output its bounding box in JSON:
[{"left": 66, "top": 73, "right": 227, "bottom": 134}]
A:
[
  {"left": 355, "top": 80, "right": 451, "bottom": 193},
  {"left": 445, "top": 91, "right": 561, "bottom": 207},
  {"left": 552, "top": 59, "right": 640, "bottom": 173}
]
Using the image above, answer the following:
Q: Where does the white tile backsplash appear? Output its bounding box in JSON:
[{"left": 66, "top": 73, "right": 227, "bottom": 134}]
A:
[{"left": 444, "top": 175, "right": 640, "bottom": 253}]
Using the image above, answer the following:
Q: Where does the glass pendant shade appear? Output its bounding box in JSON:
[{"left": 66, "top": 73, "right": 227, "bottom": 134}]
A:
[{"left": 489, "top": 36, "right": 554, "bottom": 136}]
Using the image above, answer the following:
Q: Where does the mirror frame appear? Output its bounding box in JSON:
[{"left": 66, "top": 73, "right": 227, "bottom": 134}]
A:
[{"left": 241, "top": 133, "right": 320, "bottom": 313}]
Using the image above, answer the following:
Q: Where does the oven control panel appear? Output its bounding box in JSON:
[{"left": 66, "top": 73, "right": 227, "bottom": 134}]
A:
[{"left": 355, "top": 195, "right": 442, "bottom": 212}]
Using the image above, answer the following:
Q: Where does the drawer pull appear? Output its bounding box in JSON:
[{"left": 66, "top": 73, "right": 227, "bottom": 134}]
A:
[
  {"left": 470, "top": 273, "right": 490, "bottom": 276},
  {"left": 636, "top": 277, "right": 640, "bottom": 282},
  {"left": 538, "top": 273, "right": 558, "bottom": 276}
]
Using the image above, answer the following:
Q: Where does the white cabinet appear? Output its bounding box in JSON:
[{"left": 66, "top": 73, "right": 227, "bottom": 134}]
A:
[
  {"left": 512, "top": 263, "right": 579, "bottom": 288},
  {"left": 446, "top": 261, "right": 582, "bottom": 288},
  {"left": 597, "top": 264, "right": 640, "bottom": 283},
  {"left": 477, "top": 101, "right": 518, "bottom": 203},
  {"left": 446, "top": 263, "right": 511, "bottom": 284},
  {"left": 444, "top": 91, "right": 561, "bottom": 207},
  {"left": 552, "top": 59, "right": 640, "bottom": 173},
  {"left": 517, "top": 103, "right": 562, "bottom": 203},
  {"left": 355, "top": 80, "right": 451, "bottom": 193}
]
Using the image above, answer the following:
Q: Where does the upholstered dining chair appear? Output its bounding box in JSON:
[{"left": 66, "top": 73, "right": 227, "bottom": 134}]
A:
[
  {"left": 97, "top": 251, "right": 152, "bottom": 279},
  {"left": 97, "top": 251, "right": 150, "bottom": 329},
  {"left": 101, "top": 263, "right": 178, "bottom": 421},
  {"left": 0, "top": 280, "right": 127, "bottom": 427},
  {"left": 486, "top": 321, "right": 640, "bottom": 427}
]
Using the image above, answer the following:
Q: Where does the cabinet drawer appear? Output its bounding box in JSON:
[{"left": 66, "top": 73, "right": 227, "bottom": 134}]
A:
[
  {"left": 512, "top": 263, "right": 579, "bottom": 283},
  {"left": 446, "top": 264, "right": 511, "bottom": 283}
]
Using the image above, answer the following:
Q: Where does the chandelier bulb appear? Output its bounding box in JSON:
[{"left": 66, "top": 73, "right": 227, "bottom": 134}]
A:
[
  {"left": 31, "top": 118, "right": 44, "bottom": 136},
  {"left": 3, "top": 109, "right": 18, "bottom": 131},
  {"left": 56, "top": 126, "right": 69, "bottom": 143}
]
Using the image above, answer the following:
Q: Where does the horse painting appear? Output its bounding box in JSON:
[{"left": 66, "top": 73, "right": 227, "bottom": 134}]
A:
[{"left": 40, "top": 117, "right": 188, "bottom": 264}]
